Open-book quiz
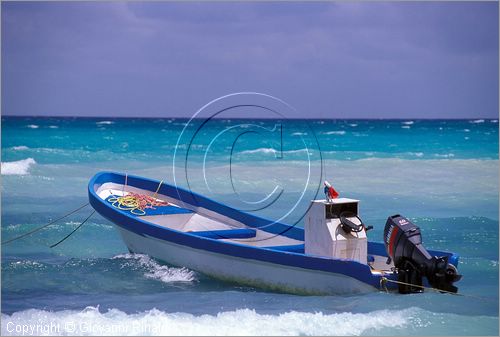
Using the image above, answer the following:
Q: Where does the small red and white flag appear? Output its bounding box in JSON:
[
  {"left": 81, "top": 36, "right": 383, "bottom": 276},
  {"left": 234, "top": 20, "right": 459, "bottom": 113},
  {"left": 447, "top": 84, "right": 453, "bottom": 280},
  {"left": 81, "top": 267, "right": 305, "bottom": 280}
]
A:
[{"left": 324, "top": 180, "right": 339, "bottom": 200}]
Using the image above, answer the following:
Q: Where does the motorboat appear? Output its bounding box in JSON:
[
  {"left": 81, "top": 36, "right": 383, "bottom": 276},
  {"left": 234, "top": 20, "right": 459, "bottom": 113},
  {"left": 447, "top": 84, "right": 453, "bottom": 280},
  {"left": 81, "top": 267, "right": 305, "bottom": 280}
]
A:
[{"left": 88, "top": 171, "right": 461, "bottom": 295}]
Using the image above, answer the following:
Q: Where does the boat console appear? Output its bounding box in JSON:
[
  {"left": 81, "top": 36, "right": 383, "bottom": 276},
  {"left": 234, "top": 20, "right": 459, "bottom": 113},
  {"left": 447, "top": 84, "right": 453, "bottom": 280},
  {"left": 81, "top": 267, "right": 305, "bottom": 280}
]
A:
[{"left": 305, "top": 198, "right": 368, "bottom": 264}]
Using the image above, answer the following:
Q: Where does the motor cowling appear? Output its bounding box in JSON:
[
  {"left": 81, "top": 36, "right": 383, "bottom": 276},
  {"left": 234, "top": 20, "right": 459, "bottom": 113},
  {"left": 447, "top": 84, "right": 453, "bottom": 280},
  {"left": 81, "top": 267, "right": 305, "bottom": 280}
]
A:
[{"left": 384, "top": 215, "right": 462, "bottom": 294}]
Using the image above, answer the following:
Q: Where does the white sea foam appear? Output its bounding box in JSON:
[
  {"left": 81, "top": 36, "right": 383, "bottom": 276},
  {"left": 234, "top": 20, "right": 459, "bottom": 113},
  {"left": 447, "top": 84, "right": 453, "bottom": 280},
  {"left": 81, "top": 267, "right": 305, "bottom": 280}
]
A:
[
  {"left": 239, "top": 148, "right": 309, "bottom": 155},
  {"left": 402, "top": 121, "right": 414, "bottom": 125},
  {"left": 408, "top": 152, "right": 424, "bottom": 157},
  {"left": 12, "top": 146, "right": 29, "bottom": 151},
  {"left": 9, "top": 260, "right": 45, "bottom": 270},
  {"left": 434, "top": 153, "right": 455, "bottom": 158},
  {"left": 96, "top": 121, "right": 114, "bottom": 125},
  {"left": 0, "top": 306, "right": 410, "bottom": 336},
  {"left": 491, "top": 120, "right": 498, "bottom": 123},
  {"left": 292, "top": 132, "right": 307, "bottom": 136},
  {"left": 112, "top": 254, "right": 196, "bottom": 283},
  {"left": 26, "top": 124, "right": 39, "bottom": 129},
  {"left": 1, "top": 158, "right": 36, "bottom": 175},
  {"left": 470, "top": 119, "right": 485, "bottom": 124},
  {"left": 463, "top": 129, "right": 470, "bottom": 132},
  {"left": 401, "top": 125, "right": 411, "bottom": 129},
  {"left": 348, "top": 123, "right": 358, "bottom": 127},
  {"left": 239, "top": 148, "right": 277, "bottom": 155},
  {"left": 323, "top": 131, "right": 346, "bottom": 135},
  {"left": 48, "top": 125, "right": 59, "bottom": 129}
]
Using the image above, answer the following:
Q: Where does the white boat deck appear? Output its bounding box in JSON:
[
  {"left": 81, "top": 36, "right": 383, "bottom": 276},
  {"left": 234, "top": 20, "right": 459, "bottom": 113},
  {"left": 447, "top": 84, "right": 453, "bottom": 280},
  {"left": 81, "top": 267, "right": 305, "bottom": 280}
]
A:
[{"left": 97, "top": 184, "right": 303, "bottom": 248}]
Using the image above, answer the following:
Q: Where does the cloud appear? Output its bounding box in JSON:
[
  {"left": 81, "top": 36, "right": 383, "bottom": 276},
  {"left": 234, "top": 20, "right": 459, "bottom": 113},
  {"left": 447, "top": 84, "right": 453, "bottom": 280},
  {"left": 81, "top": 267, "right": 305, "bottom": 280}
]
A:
[{"left": 2, "top": 2, "right": 498, "bottom": 118}]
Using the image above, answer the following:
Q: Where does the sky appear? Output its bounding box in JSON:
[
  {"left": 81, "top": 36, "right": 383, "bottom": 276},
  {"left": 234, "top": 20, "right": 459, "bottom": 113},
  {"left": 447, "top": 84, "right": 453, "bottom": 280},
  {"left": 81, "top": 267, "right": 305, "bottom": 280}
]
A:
[{"left": 1, "top": 1, "right": 499, "bottom": 119}]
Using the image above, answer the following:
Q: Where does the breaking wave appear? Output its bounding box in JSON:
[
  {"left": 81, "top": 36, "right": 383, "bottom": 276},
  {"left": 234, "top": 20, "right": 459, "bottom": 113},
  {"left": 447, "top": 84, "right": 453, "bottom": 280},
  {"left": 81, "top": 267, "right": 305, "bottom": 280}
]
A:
[
  {"left": 470, "top": 119, "right": 485, "bottom": 124},
  {"left": 12, "top": 145, "right": 29, "bottom": 151},
  {"left": 434, "top": 153, "right": 455, "bottom": 158},
  {"left": 96, "top": 121, "right": 114, "bottom": 125},
  {"left": 26, "top": 124, "right": 39, "bottom": 129},
  {"left": 1, "top": 158, "right": 36, "bottom": 175},
  {"left": 323, "top": 131, "right": 346, "bottom": 135},
  {"left": 408, "top": 152, "right": 424, "bottom": 157},
  {"left": 238, "top": 148, "right": 309, "bottom": 155},
  {"left": 402, "top": 121, "right": 414, "bottom": 125},
  {"left": 1, "top": 306, "right": 411, "bottom": 336},
  {"left": 112, "top": 254, "right": 196, "bottom": 284}
]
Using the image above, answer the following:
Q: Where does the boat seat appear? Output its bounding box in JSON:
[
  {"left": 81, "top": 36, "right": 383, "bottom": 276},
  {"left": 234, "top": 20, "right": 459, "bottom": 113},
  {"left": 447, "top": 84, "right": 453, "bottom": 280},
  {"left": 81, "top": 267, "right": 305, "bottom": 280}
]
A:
[
  {"left": 189, "top": 228, "right": 256, "bottom": 239},
  {"left": 263, "top": 244, "right": 305, "bottom": 253}
]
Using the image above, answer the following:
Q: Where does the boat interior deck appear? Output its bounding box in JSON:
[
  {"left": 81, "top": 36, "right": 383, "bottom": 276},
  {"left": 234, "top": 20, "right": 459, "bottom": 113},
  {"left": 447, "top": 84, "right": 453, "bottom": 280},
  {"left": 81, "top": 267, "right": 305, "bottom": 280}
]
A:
[{"left": 96, "top": 182, "right": 394, "bottom": 273}]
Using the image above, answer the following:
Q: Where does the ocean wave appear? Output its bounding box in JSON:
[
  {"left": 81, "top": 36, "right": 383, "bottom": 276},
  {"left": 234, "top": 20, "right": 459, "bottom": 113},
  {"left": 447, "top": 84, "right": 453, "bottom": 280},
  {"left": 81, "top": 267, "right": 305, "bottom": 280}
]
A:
[
  {"left": 470, "top": 119, "right": 485, "bottom": 124},
  {"left": 323, "top": 131, "right": 346, "bottom": 135},
  {"left": 434, "top": 153, "right": 455, "bottom": 158},
  {"left": 1, "top": 158, "right": 36, "bottom": 175},
  {"left": 48, "top": 125, "right": 59, "bottom": 129},
  {"left": 491, "top": 120, "right": 498, "bottom": 123},
  {"left": 11, "top": 145, "right": 29, "bottom": 151},
  {"left": 463, "top": 129, "right": 471, "bottom": 132},
  {"left": 26, "top": 124, "right": 39, "bottom": 129},
  {"left": 0, "top": 307, "right": 410, "bottom": 336},
  {"left": 401, "top": 125, "right": 411, "bottom": 129},
  {"left": 402, "top": 121, "right": 414, "bottom": 125},
  {"left": 408, "top": 152, "right": 424, "bottom": 157},
  {"left": 112, "top": 254, "right": 196, "bottom": 283},
  {"left": 349, "top": 123, "right": 358, "bottom": 127},
  {"left": 8, "top": 260, "right": 45, "bottom": 270},
  {"left": 96, "top": 121, "right": 114, "bottom": 125},
  {"left": 292, "top": 132, "right": 307, "bottom": 136},
  {"left": 238, "top": 148, "right": 310, "bottom": 156}
]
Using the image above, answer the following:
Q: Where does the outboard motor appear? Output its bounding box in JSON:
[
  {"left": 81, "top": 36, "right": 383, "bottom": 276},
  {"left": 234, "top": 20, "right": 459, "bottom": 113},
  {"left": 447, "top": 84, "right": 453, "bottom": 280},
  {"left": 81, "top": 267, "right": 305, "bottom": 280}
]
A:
[{"left": 384, "top": 215, "right": 461, "bottom": 294}]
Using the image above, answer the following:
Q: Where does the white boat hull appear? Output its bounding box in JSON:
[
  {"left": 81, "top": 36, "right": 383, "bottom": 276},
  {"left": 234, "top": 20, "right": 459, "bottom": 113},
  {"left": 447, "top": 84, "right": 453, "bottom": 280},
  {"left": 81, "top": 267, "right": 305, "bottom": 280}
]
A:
[{"left": 117, "top": 227, "right": 375, "bottom": 295}]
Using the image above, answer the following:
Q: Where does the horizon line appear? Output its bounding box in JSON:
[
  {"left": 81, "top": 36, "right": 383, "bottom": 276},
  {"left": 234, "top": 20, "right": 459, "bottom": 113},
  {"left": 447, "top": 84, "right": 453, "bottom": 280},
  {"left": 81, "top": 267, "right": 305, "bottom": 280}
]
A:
[{"left": 2, "top": 114, "right": 498, "bottom": 121}]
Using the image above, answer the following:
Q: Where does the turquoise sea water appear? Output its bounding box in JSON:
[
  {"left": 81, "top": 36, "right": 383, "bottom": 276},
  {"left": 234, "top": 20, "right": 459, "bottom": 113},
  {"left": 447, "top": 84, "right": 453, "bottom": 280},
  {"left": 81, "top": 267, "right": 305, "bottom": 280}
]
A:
[{"left": 1, "top": 117, "right": 498, "bottom": 335}]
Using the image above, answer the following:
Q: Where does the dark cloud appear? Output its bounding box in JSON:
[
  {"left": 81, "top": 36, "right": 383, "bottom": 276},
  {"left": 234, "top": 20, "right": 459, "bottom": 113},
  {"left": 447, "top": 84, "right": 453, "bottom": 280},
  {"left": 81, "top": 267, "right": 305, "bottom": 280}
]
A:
[{"left": 2, "top": 2, "right": 498, "bottom": 118}]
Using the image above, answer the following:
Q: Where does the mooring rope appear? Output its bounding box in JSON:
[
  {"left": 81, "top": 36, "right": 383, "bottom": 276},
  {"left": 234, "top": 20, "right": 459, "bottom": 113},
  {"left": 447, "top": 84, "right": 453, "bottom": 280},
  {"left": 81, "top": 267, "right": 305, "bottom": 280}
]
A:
[
  {"left": 380, "top": 277, "right": 496, "bottom": 302},
  {"left": 49, "top": 210, "right": 96, "bottom": 248},
  {"left": 121, "top": 173, "right": 128, "bottom": 195},
  {"left": 152, "top": 180, "right": 163, "bottom": 199},
  {"left": 380, "top": 277, "right": 461, "bottom": 295},
  {"left": 108, "top": 180, "right": 168, "bottom": 215},
  {"left": 2, "top": 203, "right": 90, "bottom": 245}
]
